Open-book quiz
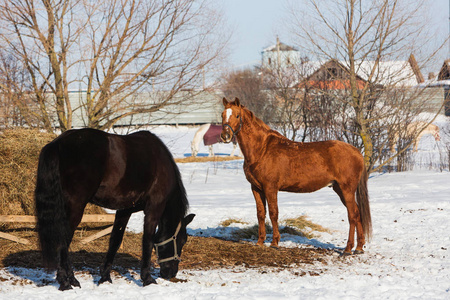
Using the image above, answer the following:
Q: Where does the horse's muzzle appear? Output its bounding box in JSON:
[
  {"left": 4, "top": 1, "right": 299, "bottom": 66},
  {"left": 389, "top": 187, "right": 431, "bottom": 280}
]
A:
[
  {"left": 160, "top": 261, "right": 179, "bottom": 280},
  {"left": 221, "top": 125, "right": 233, "bottom": 143},
  {"left": 220, "top": 131, "right": 232, "bottom": 143}
]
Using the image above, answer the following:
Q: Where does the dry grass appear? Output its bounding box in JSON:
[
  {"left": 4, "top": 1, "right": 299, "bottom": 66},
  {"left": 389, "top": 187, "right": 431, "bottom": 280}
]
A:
[
  {"left": 0, "top": 129, "right": 56, "bottom": 216},
  {"left": 0, "top": 129, "right": 107, "bottom": 229},
  {"left": 230, "top": 223, "right": 307, "bottom": 240},
  {"left": 226, "top": 216, "right": 330, "bottom": 240},
  {"left": 219, "top": 218, "right": 249, "bottom": 227},
  {"left": 0, "top": 228, "right": 334, "bottom": 273},
  {"left": 284, "top": 216, "right": 331, "bottom": 239}
]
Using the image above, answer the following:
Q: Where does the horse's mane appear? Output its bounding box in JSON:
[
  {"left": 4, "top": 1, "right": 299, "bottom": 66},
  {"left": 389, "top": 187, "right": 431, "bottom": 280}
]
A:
[
  {"left": 168, "top": 163, "right": 189, "bottom": 220},
  {"left": 241, "top": 105, "right": 286, "bottom": 139},
  {"left": 157, "top": 135, "right": 189, "bottom": 222},
  {"left": 241, "top": 106, "right": 271, "bottom": 131}
]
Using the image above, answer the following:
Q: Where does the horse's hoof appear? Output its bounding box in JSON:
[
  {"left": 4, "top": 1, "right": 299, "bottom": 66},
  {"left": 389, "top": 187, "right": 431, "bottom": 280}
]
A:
[
  {"left": 270, "top": 244, "right": 279, "bottom": 249},
  {"left": 58, "top": 282, "right": 73, "bottom": 291},
  {"left": 69, "top": 277, "right": 81, "bottom": 288},
  {"left": 354, "top": 250, "right": 364, "bottom": 255},
  {"left": 341, "top": 251, "right": 352, "bottom": 257},
  {"left": 142, "top": 277, "right": 157, "bottom": 286}
]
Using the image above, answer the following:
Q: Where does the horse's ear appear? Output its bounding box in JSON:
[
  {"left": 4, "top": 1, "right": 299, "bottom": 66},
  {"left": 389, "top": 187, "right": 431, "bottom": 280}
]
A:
[
  {"left": 222, "top": 97, "right": 229, "bottom": 107},
  {"left": 234, "top": 97, "right": 241, "bottom": 107},
  {"left": 184, "top": 214, "right": 195, "bottom": 226}
]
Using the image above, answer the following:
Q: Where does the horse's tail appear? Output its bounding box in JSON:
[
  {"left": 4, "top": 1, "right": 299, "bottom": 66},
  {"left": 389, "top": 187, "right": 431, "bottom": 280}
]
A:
[
  {"left": 356, "top": 167, "right": 372, "bottom": 241},
  {"left": 35, "top": 141, "right": 70, "bottom": 269}
]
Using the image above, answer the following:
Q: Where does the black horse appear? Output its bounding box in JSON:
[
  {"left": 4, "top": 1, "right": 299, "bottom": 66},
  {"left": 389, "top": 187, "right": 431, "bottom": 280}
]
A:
[{"left": 35, "top": 128, "right": 195, "bottom": 290}]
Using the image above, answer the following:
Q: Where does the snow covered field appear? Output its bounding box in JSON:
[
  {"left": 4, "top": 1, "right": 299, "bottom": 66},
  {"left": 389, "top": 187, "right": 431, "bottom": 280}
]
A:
[{"left": 0, "top": 124, "right": 449, "bottom": 299}]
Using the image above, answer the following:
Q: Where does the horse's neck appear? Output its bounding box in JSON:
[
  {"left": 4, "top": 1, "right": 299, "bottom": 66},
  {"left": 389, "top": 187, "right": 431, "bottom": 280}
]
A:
[
  {"left": 160, "top": 205, "right": 183, "bottom": 232},
  {"left": 237, "top": 110, "right": 273, "bottom": 163}
]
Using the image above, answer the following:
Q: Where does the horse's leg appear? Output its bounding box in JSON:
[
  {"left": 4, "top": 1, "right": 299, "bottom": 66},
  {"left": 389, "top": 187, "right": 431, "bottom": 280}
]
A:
[
  {"left": 265, "top": 188, "right": 280, "bottom": 248},
  {"left": 208, "top": 145, "right": 214, "bottom": 157},
  {"left": 57, "top": 202, "right": 85, "bottom": 290},
  {"left": 141, "top": 210, "right": 161, "bottom": 286},
  {"left": 191, "top": 141, "right": 199, "bottom": 157},
  {"left": 333, "top": 184, "right": 363, "bottom": 254},
  {"left": 99, "top": 209, "right": 133, "bottom": 284},
  {"left": 251, "top": 185, "right": 267, "bottom": 246}
]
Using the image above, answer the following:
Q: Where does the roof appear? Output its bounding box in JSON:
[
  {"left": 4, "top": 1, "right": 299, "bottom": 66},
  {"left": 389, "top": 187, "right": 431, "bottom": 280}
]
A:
[
  {"left": 302, "top": 59, "right": 419, "bottom": 87},
  {"left": 438, "top": 59, "right": 450, "bottom": 80},
  {"left": 262, "top": 38, "right": 298, "bottom": 52}
]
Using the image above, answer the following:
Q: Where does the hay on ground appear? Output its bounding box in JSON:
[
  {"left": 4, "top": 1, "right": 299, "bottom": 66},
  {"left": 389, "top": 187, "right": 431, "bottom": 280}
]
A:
[{"left": 0, "top": 128, "right": 106, "bottom": 228}]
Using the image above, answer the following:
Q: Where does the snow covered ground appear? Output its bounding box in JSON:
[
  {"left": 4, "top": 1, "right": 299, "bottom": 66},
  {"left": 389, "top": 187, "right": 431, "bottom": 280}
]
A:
[{"left": 1, "top": 123, "right": 449, "bottom": 299}]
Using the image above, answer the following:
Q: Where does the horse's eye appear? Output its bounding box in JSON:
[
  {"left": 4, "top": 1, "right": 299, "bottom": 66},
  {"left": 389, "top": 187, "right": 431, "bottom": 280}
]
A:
[{"left": 236, "top": 114, "right": 239, "bottom": 118}]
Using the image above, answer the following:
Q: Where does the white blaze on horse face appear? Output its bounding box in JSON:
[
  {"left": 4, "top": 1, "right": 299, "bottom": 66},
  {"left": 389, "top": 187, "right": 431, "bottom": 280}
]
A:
[{"left": 225, "top": 108, "right": 233, "bottom": 123}]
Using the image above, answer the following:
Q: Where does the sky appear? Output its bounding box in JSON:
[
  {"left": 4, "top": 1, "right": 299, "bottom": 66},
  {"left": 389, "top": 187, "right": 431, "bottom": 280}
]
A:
[{"left": 219, "top": 0, "right": 450, "bottom": 73}]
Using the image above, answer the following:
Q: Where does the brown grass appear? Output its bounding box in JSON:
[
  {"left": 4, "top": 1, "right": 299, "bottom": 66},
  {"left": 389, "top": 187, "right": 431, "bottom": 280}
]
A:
[
  {"left": 222, "top": 216, "right": 330, "bottom": 240},
  {"left": 0, "top": 129, "right": 56, "bottom": 216},
  {"left": 0, "top": 227, "right": 334, "bottom": 273},
  {"left": 219, "top": 218, "right": 249, "bottom": 227},
  {"left": 0, "top": 129, "right": 107, "bottom": 229},
  {"left": 284, "top": 216, "right": 332, "bottom": 239},
  {"left": 231, "top": 223, "right": 307, "bottom": 240}
]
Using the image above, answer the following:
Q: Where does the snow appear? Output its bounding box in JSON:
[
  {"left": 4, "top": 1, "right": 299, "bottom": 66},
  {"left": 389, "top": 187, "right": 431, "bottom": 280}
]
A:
[{"left": 1, "top": 124, "right": 450, "bottom": 299}]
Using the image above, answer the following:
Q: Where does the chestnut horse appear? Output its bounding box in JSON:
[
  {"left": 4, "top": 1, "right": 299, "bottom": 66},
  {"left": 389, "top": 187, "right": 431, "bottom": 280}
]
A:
[{"left": 220, "top": 98, "right": 372, "bottom": 254}]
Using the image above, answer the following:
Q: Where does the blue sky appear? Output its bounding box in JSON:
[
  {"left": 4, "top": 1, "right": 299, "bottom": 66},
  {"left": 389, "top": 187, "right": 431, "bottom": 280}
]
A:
[{"left": 220, "top": 0, "right": 449, "bottom": 73}]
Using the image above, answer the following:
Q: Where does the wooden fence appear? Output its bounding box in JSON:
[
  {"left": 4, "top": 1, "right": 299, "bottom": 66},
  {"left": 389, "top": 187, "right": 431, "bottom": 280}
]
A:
[{"left": 0, "top": 214, "right": 116, "bottom": 245}]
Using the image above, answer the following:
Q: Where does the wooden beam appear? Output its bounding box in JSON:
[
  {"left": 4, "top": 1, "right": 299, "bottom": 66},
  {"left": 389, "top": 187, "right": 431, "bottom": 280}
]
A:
[
  {"left": 0, "top": 215, "right": 36, "bottom": 223},
  {"left": 81, "top": 226, "right": 114, "bottom": 244},
  {"left": 0, "top": 231, "right": 30, "bottom": 245},
  {"left": 0, "top": 214, "right": 116, "bottom": 245},
  {"left": 0, "top": 214, "right": 115, "bottom": 223},
  {"left": 80, "top": 215, "right": 115, "bottom": 223}
]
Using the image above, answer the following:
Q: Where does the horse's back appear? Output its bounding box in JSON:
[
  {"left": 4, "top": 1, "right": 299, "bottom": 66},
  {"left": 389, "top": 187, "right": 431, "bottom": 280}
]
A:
[
  {"left": 248, "top": 136, "right": 364, "bottom": 192},
  {"left": 43, "top": 128, "right": 177, "bottom": 209}
]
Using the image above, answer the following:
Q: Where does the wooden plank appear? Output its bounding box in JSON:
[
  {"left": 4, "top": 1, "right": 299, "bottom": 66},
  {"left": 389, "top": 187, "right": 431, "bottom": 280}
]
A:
[
  {"left": 0, "top": 214, "right": 116, "bottom": 245},
  {"left": 0, "top": 214, "right": 115, "bottom": 223},
  {"left": 80, "top": 215, "right": 115, "bottom": 223},
  {"left": 0, "top": 215, "right": 37, "bottom": 223},
  {"left": 81, "top": 226, "right": 114, "bottom": 244},
  {"left": 0, "top": 231, "right": 30, "bottom": 245}
]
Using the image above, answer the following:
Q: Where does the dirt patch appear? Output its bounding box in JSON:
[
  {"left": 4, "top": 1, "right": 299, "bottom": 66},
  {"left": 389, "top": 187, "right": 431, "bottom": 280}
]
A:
[{"left": 0, "top": 228, "right": 334, "bottom": 272}]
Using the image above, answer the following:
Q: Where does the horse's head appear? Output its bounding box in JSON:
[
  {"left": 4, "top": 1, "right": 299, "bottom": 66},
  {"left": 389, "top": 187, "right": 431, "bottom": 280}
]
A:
[
  {"left": 154, "top": 214, "right": 195, "bottom": 280},
  {"left": 221, "top": 97, "right": 242, "bottom": 143}
]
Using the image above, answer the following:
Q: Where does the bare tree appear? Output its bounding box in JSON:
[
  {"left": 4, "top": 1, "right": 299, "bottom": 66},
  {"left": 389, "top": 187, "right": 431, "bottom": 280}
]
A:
[
  {"left": 0, "top": 0, "right": 85, "bottom": 131},
  {"left": 0, "top": 49, "right": 46, "bottom": 128},
  {"left": 287, "top": 0, "right": 445, "bottom": 171},
  {"left": 0, "top": 0, "right": 228, "bottom": 132},
  {"left": 80, "top": 0, "right": 228, "bottom": 130},
  {"left": 221, "top": 68, "right": 275, "bottom": 123},
  {"left": 261, "top": 57, "right": 313, "bottom": 141}
]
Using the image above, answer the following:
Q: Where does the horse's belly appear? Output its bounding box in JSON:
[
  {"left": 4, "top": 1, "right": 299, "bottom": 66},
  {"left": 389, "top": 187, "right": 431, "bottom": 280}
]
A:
[
  {"left": 281, "top": 176, "right": 334, "bottom": 193},
  {"left": 92, "top": 187, "right": 144, "bottom": 210}
]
